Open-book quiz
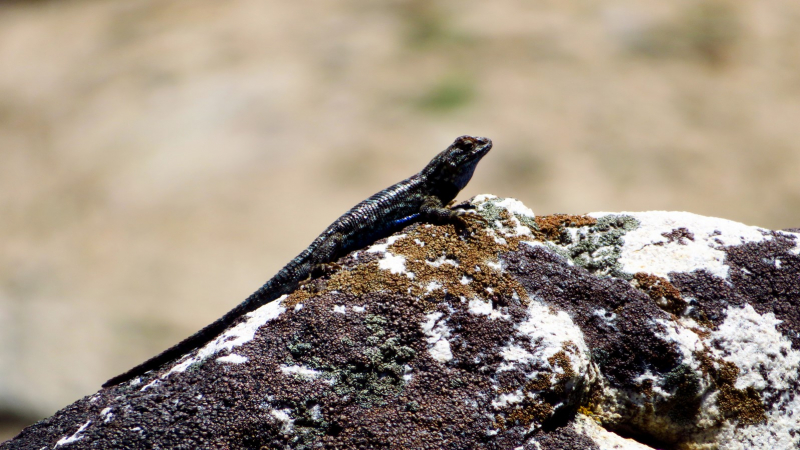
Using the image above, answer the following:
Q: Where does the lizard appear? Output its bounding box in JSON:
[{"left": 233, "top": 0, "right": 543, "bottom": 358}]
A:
[{"left": 102, "top": 135, "right": 492, "bottom": 388}]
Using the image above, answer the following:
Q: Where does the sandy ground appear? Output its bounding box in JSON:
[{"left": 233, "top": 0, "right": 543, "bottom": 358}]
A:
[{"left": 1, "top": 0, "right": 799, "bottom": 439}]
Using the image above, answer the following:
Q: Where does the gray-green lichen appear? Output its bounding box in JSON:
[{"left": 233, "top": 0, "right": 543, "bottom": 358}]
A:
[
  {"left": 287, "top": 314, "right": 415, "bottom": 409},
  {"left": 540, "top": 214, "right": 640, "bottom": 279}
]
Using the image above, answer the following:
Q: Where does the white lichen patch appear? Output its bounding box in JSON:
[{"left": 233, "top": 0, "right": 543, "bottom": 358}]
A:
[
  {"left": 632, "top": 370, "right": 671, "bottom": 400},
  {"left": 485, "top": 227, "right": 509, "bottom": 246},
  {"left": 309, "top": 404, "right": 322, "bottom": 422},
  {"left": 593, "top": 308, "right": 617, "bottom": 327},
  {"left": 496, "top": 197, "right": 535, "bottom": 218},
  {"left": 426, "top": 254, "right": 459, "bottom": 268},
  {"left": 591, "top": 211, "right": 769, "bottom": 280},
  {"left": 499, "top": 344, "right": 535, "bottom": 366},
  {"left": 270, "top": 409, "right": 294, "bottom": 434},
  {"left": 421, "top": 312, "right": 453, "bottom": 363},
  {"left": 352, "top": 305, "right": 365, "bottom": 312},
  {"left": 366, "top": 234, "right": 406, "bottom": 254},
  {"left": 165, "top": 298, "right": 286, "bottom": 378},
  {"left": 100, "top": 407, "right": 113, "bottom": 423},
  {"left": 513, "top": 299, "right": 591, "bottom": 375},
  {"left": 782, "top": 230, "right": 800, "bottom": 255},
  {"left": 367, "top": 234, "right": 414, "bottom": 277},
  {"left": 216, "top": 354, "right": 248, "bottom": 364},
  {"left": 403, "top": 364, "right": 413, "bottom": 382},
  {"left": 472, "top": 194, "right": 499, "bottom": 204},
  {"left": 469, "top": 298, "right": 492, "bottom": 316},
  {"left": 712, "top": 304, "right": 800, "bottom": 393},
  {"left": 490, "top": 297, "right": 593, "bottom": 419},
  {"left": 280, "top": 364, "right": 321, "bottom": 379},
  {"left": 473, "top": 195, "right": 535, "bottom": 239},
  {"left": 140, "top": 379, "right": 160, "bottom": 391},
  {"left": 652, "top": 318, "right": 705, "bottom": 373},
  {"left": 377, "top": 252, "right": 409, "bottom": 276},
  {"left": 491, "top": 391, "right": 525, "bottom": 409},
  {"left": 55, "top": 420, "right": 91, "bottom": 447},
  {"left": 425, "top": 281, "right": 442, "bottom": 293},
  {"left": 333, "top": 305, "right": 346, "bottom": 314},
  {"left": 498, "top": 215, "right": 533, "bottom": 238},
  {"left": 468, "top": 298, "right": 510, "bottom": 320}
]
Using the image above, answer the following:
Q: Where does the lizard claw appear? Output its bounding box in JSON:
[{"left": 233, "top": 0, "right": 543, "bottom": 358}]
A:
[
  {"left": 321, "top": 261, "right": 342, "bottom": 274},
  {"left": 310, "top": 261, "right": 342, "bottom": 278}
]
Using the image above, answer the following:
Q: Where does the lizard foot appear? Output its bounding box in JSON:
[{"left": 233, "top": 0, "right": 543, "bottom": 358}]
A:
[
  {"left": 314, "top": 262, "right": 342, "bottom": 277},
  {"left": 453, "top": 209, "right": 490, "bottom": 227}
]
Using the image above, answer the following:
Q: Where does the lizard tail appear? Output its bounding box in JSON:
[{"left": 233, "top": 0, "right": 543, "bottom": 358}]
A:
[{"left": 101, "top": 267, "right": 302, "bottom": 388}]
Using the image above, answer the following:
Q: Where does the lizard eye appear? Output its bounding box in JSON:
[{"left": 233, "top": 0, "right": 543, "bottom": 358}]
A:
[{"left": 454, "top": 136, "right": 477, "bottom": 151}]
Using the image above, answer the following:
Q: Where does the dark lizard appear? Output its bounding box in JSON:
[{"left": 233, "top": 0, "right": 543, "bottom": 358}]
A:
[{"left": 102, "top": 135, "right": 492, "bottom": 387}]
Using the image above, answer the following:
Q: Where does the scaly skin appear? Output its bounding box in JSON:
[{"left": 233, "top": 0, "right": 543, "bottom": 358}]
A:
[{"left": 103, "top": 135, "right": 492, "bottom": 387}]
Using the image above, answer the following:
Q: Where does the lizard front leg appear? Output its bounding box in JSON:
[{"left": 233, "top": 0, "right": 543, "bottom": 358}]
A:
[{"left": 421, "top": 197, "right": 487, "bottom": 227}]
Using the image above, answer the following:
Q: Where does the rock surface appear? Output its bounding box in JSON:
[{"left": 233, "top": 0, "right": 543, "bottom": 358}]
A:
[{"left": 2, "top": 196, "right": 798, "bottom": 450}]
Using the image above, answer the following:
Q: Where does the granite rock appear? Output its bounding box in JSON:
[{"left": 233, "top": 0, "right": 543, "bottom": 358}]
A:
[{"left": 3, "top": 196, "right": 798, "bottom": 450}]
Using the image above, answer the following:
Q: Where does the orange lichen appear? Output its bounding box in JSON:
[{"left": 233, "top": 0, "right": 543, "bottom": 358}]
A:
[
  {"left": 632, "top": 272, "right": 687, "bottom": 314},
  {"left": 323, "top": 218, "right": 529, "bottom": 312},
  {"left": 533, "top": 214, "right": 597, "bottom": 241},
  {"left": 696, "top": 351, "right": 766, "bottom": 425}
]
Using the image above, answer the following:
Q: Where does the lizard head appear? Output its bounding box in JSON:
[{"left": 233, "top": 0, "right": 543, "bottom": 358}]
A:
[{"left": 421, "top": 135, "right": 493, "bottom": 193}]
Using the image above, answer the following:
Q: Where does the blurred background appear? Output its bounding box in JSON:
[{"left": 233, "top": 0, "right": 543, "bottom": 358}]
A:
[{"left": 2, "top": 0, "right": 799, "bottom": 440}]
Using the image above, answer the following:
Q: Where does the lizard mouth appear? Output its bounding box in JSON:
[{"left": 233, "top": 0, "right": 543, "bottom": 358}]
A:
[{"left": 474, "top": 136, "right": 492, "bottom": 155}]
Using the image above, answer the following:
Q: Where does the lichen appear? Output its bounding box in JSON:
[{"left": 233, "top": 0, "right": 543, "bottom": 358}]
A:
[
  {"left": 632, "top": 272, "right": 687, "bottom": 314},
  {"left": 696, "top": 350, "right": 767, "bottom": 426},
  {"left": 285, "top": 314, "right": 417, "bottom": 409},
  {"left": 534, "top": 214, "right": 641, "bottom": 279}
]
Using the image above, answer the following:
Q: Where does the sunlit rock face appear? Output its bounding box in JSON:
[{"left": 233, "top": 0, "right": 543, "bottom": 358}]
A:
[{"left": 3, "top": 196, "right": 798, "bottom": 450}]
